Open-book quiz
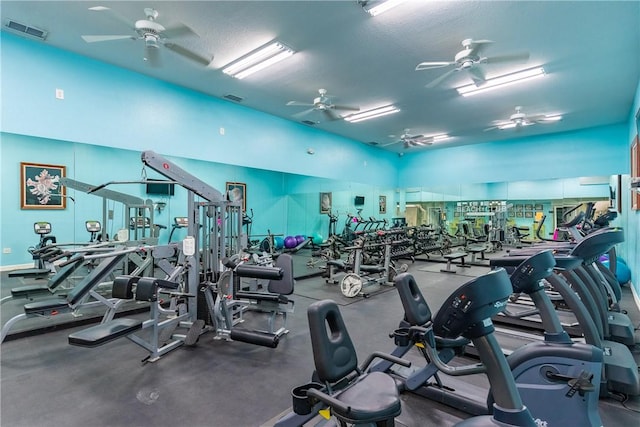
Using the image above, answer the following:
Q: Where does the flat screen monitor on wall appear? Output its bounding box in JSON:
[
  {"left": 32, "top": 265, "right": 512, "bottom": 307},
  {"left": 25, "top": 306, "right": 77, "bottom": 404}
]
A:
[
  {"left": 146, "top": 180, "right": 175, "bottom": 196},
  {"left": 354, "top": 196, "right": 365, "bottom": 206}
]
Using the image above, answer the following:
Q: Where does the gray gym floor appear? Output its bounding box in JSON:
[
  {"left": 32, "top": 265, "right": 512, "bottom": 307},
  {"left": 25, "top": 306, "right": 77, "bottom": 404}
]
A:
[{"left": 1, "top": 250, "right": 639, "bottom": 427}]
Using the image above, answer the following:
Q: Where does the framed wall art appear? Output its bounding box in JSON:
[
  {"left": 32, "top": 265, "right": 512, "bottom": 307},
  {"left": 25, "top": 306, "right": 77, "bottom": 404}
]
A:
[
  {"left": 632, "top": 136, "right": 639, "bottom": 210},
  {"left": 226, "top": 182, "right": 246, "bottom": 212},
  {"left": 379, "top": 195, "right": 387, "bottom": 214},
  {"left": 320, "top": 192, "right": 332, "bottom": 214},
  {"left": 20, "top": 162, "right": 66, "bottom": 209}
]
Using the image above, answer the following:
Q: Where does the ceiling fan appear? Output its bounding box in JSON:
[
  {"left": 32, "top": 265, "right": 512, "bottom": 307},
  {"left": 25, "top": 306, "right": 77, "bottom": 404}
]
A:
[
  {"left": 81, "top": 6, "right": 213, "bottom": 67},
  {"left": 286, "top": 89, "right": 360, "bottom": 121},
  {"left": 383, "top": 129, "right": 437, "bottom": 149},
  {"left": 416, "top": 38, "right": 530, "bottom": 88},
  {"left": 484, "top": 106, "right": 563, "bottom": 131}
]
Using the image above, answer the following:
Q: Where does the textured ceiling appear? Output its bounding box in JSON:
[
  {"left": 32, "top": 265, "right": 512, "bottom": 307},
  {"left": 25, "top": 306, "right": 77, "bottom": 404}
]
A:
[{"left": 2, "top": 1, "right": 639, "bottom": 152}]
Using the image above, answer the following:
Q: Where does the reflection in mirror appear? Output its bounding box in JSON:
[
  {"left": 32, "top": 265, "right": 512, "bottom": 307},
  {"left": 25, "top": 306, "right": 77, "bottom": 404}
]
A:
[{"left": 399, "top": 176, "right": 611, "bottom": 242}]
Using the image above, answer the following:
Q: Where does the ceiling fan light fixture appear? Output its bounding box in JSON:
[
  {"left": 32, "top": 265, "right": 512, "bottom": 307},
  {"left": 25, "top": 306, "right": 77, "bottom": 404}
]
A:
[
  {"left": 144, "top": 34, "right": 159, "bottom": 49},
  {"left": 363, "top": 0, "right": 408, "bottom": 16},
  {"left": 222, "top": 41, "right": 295, "bottom": 79},
  {"left": 457, "top": 67, "right": 545, "bottom": 97},
  {"left": 344, "top": 105, "right": 400, "bottom": 123}
]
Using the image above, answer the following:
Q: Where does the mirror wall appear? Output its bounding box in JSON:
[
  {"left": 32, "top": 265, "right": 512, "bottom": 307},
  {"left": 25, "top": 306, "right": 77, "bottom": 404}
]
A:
[{"left": 285, "top": 175, "right": 613, "bottom": 242}]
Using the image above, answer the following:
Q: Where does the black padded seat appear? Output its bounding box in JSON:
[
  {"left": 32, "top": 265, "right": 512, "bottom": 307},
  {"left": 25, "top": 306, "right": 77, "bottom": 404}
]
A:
[
  {"left": 306, "top": 299, "right": 402, "bottom": 425},
  {"left": 23, "top": 299, "right": 70, "bottom": 315},
  {"left": 68, "top": 318, "right": 143, "bottom": 347},
  {"left": 235, "top": 254, "right": 295, "bottom": 304},
  {"left": 8, "top": 268, "right": 50, "bottom": 278},
  {"left": 359, "top": 265, "right": 386, "bottom": 274},
  {"left": 10, "top": 285, "right": 51, "bottom": 297},
  {"left": 331, "top": 372, "right": 402, "bottom": 423}
]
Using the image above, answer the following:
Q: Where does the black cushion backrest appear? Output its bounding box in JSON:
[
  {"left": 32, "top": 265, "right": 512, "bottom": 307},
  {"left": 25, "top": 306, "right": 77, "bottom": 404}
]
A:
[
  {"left": 307, "top": 300, "right": 358, "bottom": 383},
  {"left": 394, "top": 273, "right": 432, "bottom": 326},
  {"left": 67, "top": 253, "right": 127, "bottom": 305},
  {"left": 268, "top": 253, "right": 294, "bottom": 295}
]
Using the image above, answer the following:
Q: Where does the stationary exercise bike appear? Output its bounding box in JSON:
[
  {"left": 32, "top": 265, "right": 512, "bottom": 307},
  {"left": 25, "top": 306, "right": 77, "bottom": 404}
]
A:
[{"left": 375, "top": 251, "right": 603, "bottom": 426}]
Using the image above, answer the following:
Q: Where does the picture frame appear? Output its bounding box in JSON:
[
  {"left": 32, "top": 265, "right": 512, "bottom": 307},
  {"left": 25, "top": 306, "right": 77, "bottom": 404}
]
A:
[
  {"left": 379, "top": 195, "right": 387, "bottom": 214},
  {"left": 320, "top": 192, "right": 332, "bottom": 214},
  {"left": 20, "top": 162, "right": 66, "bottom": 209},
  {"left": 226, "top": 182, "right": 246, "bottom": 212},
  {"left": 632, "top": 137, "right": 639, "bottom": 211},
  {"left": 534, "top": 204, "right": 543, "bottom": 211},
  {"left": 525, "top": 211, "right": 533, "bottom": 218}
]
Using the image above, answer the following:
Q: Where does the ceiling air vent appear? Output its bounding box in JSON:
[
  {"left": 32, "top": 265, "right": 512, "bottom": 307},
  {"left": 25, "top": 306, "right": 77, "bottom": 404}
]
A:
[
  {"left": 223, "top": 94, "right": 243, "bottom": 102},
  {"left": 5, "top": 19, "right": 48, "bottom": 40},
  {"left": 301, "top": 120, "right": 317, "bottom": 126}
]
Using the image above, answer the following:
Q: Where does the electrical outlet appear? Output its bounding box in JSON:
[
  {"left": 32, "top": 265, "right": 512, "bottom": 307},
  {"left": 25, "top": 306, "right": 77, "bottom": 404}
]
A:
[
  {"left": 3, "top": 248, "right": 12, "bottom": 254},
  {"left": 55, "top": 88, "right": 64, "bottom": 99},
  {"left": 219, "top": 127, "right": 225, "bottom": 135}
]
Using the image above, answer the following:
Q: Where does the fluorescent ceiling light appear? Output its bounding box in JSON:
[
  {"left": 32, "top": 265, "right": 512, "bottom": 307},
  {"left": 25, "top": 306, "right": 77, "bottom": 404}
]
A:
[
  {"left": 430, "top": 134, "right": 449, "bottom": 142},
  {"left": 222, "top": 41, "right": 295, "bottom": 79},
  {"left": 344, "top": 105, "right": 400, "bottom": 123},
  {"left": 364, "top": 0, "right": 408, "bottom": 16},
  {"left": 457, "top": 67, "right": 546, "bottom": 97}
]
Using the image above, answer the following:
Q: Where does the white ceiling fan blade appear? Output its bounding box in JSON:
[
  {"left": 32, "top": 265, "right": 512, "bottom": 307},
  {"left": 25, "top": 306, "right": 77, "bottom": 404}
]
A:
[
  {"left": 485, "top": 121, "right": 512, "bottom": 131},
  {"left": 484, "top": 52, "right": 530, "bottom": 64},
  {"left": 332, "top": 104, "right": 360, "bottom": 112},
  {"left": 525, "top": 114, "right": 548, "bottom": 123},
  {"left": 536, "top": 115, "right": 563, "bottom": 123},
  {"left": 164, "top": 42, "right": 212, "bottom": 65},
  {"left": 162, "top": 23, "right": 198, "bottom": 39},
  {"left": 467, "top": 66, "right": 486, "bottom": 85},
  {"left": 425, "top": 68, "right": 458, "bottom": 88},
  {"left": 88, "top": 6, "right": 135, "bottom": 29},
  {"left": 323, "top": 109, "right": 341, "bottom": 121},
  {"left": 286, "top": 101, "right": 314, "bottom": 107},
  {"left": 415, "top": 61, "right": 455, "bottom": 71},
  {"left": 144, "top": 45, "right": 161, "bottom": 67},
  {"left": 81, "top": 35, "right": 134, "bottom": 43},
  {"left": 292, "top": 108, "right": 316, "bottom": 118}
]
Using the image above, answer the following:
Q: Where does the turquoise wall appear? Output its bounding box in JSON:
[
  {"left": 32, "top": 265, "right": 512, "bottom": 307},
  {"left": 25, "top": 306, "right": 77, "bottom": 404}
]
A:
[
  {"left": 398, "top": 123, "right": 628, "bottom": 187},
  {"left": 0, "top": 32, "right": 399, "bottom": 186},
  {"left": 0, "top": 133, "right": 291, "bottom": 265},
  {"left": 625, "top": 79, "right": 640, "bottom": 295}
]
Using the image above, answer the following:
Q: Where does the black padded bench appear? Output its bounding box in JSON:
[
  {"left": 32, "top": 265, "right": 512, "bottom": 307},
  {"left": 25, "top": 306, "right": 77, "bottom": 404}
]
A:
[
  {"left": 360, "top": 265, "right": 386, "bottom": 274},
  {"left": 440, "top": 252, "right": 469, "bottom": 274},
  {"left": 11, "top": 255, "right": 84, "bottom": 299},
  {"left": 466, "top": 244, "right": 487, "bottom": 263},
  {"left": 68, "top": 318, "right": 143, "bottom": 347},
  {"left": 68, "top": 275, "right": 143, "bottom": 347},
  {"left": 22, "top": 253, "right": 127, "bottom": 316}
]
